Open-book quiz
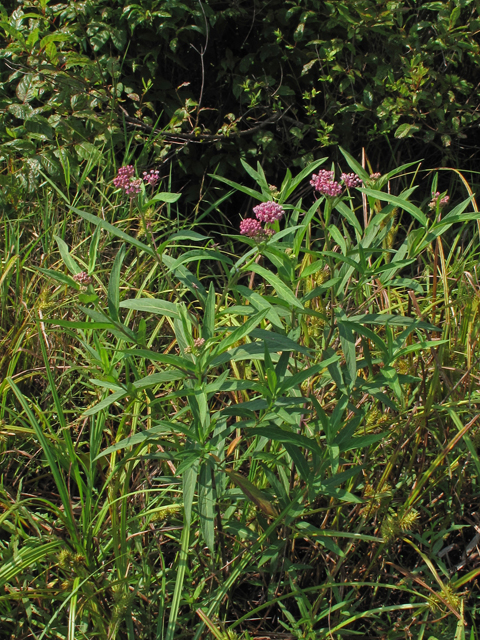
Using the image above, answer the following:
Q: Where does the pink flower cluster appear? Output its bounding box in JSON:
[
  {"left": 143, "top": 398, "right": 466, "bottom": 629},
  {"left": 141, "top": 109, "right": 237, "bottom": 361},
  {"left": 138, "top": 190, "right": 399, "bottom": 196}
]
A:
[
  {"left": 73, "top": 271, "right": 93, "bottom": 286},
  {"left": 341, "top": 173, "right": 363, "bottom": 188},
  {"left": 240, "top": 218, "right": 273, "bottom": 240},
  {"left": 143, "top": 169, "right": 160, "bottom": 186},
  {"left": 253, "top": 201, "right": 285, "bottom": 223},
  {"left": 429, "top": 192, "right": 450, "bottom": 210},
  {"left": 113, "top": 166, "right": 142, "bottom": 196},
  {"left": 240, "top": 200, "right": 284, "bottom": 241},
  {"left": 310, "top": 170, "right": 342, "bottom": 197},
  {"left": 113, "top": 165, "right": 161, "bottom": 197},
  {"left": 370, "top": 172, "right": 382, "bottom": 180}
]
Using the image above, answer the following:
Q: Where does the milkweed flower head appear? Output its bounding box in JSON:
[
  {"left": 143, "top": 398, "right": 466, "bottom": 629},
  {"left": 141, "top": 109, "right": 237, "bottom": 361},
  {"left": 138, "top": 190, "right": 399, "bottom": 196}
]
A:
[
  {"left": 239, "top": 218, "right": 274, "bottom": 241},
  {"left": 143, "top": 169, "right": 160, "bottom": 186},
  {"left": 310, "top": 170, "right": 342, "bottom": 197},
  {"left": 73, "top": 271, "right": 93, "bottom": 286},
  {"left": 253, "top": 201, "right": 285, "bottom": 223},
  {"left": 370, "top": 172, "right": 382, "bottom": 180},
  {"left": 113, "top": 165, "right": 142, "bottom": 196},
  {"left": 429, "top": 192, "right": 450, "bottom": 210},
  {"left": 341, "top": 172, "right": 363, "bottom": 188}
]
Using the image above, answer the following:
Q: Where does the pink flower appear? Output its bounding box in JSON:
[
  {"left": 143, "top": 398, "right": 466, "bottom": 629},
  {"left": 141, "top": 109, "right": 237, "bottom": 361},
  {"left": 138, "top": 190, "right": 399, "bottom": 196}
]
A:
[
  {"left": 253, "top": 201, "right": 285, "bottom": 223},
  {"left": 240, "top": 218, "right": 263, "bottom": 237},
  {"left": 125, "top": 178, "right": 142, "bottom": 196},
  {"left": 341, "top": 172, "right": 363, "bottom": 188},
  {"left": 310, "top": 170, "right": 343, "bottom": 197},
  {"left": 73, "top": 271, "right": 93, "bottom": 286},
  {"left": 143, "top": 169, "right": 160, "bottom": 186},
  {"left": 239, "top": 218, "right": 273, "bottom": 240},
  {"left": 428, "top": 192, "right": 450, "bottom": 210},
  {"left": 370, "top": 172, "right": 381, "bottom": 180},
  {"left": 113, "top": 165, "right": 142, "bottom": 197}
]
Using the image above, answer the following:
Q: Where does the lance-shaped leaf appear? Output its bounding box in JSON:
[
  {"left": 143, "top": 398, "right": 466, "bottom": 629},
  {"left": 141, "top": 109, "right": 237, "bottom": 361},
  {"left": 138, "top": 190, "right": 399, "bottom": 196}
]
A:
[
  {"left": 198, "top": 462, "right": 215, "bottom": 552},
  {"left": 225, "top": 470, "right": 278, "bottom": 517},
  {"left": 54, "top": 235, "right": 82, "bottom": 275},
  {"left": 108, "top": 245, "right": 126, "bottom": 322},
  {"left": 70, "top": 206, "right": 154, "bottom": 254},
  {"left": 210, "top": 309, "right": 269, "bottom": 358},
  {"left": 124, "top": 348, "right": 197, "bottom": 373},
  {"left": 247, "top": 263, "right": 304, "bottom": 310},
  {"left": 250, "top": 425, "right": 323, "bottom": 457},
  {"left": 358, "top": 188, "right": 427, "bottom": 227},
  {"left": 120, "top": 298, "right": 180, "bottom": 319}
]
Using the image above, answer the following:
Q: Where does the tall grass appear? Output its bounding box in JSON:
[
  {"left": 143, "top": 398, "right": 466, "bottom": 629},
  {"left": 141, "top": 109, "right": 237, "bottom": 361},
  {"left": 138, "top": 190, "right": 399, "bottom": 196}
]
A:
[{"left": 1, "top": 148, "right": 480, "bottom": 640}]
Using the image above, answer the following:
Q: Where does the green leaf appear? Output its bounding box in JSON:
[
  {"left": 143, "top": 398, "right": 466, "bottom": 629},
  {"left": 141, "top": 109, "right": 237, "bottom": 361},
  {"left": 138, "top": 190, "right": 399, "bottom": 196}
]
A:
[
  {"left": 70, "top": 207, "right": 154, "bottom": 255},
  {"left": 335, "top": 199, "right": 363, "bottom": 236},
  {"left": 249, "top": 328, "right": 311, "bottom": 356},
  {"left": 358, "top": 188, "right": 427, "bottom": 227},
  {"left": 124, "top": 348, "right": 197, "bottom": 373},
  {"left": 108, "top": 245, "right": 126, "bottom": 322},
  {"left": 43, "top": 319, "right": 114, "bottom": 330},
  {"left": 225, "top": 470, "right": 278, "bottom": 517},
  {"left": 296, "top": 521, "right": 380, "bottom": 543},
  {"left": 162, "top": 254, "right": 206, "bottom": 303},
  {"left": 37, "top": 267, "right": 79, "bottom": 289},
  {"left": 278, "top": 356, "right": 339, "bottom": 394},
  {"left": 338, "top": 147, "right": 370, "bottom": 182},
  {"left": 0, "top": 541, "right": 61, "bottom": 591},
  {"left": 381, "top": 365, "right": 403, "bottom": 402},
  {"left": 209, "top": 174, "right": 265, "bottom": 201},
  {"left": 248, "top": 263, "right": 303, "bottom": 310},
  {"left": 7, "top": 380, "right": 79, "bottom": 540},
  {"left": 203, "top": 282, "right": 216, "bottom": 340},
  {"left": 284, "top": 443, "right": 310, "bottom": 483},
  {"left": 211, "top": 309, "right": 269, "bottom": 358},
  {"left": 337, "top": 314, "right": 357, "bottom": 389},
  {"left": 0, "top": 22, "right": 27, "bottom": 48},
  {"left": 95, "top": 420, "right": 187, "bottom": 458},
  {"left": 394, "top": 123, "right": 421, "bottom": 139},
  {"left": 167, "top": 230, "right": 209, "bottom": 242},
  {"left": 82, "top": 389, "right": 127, "bottom": 417},
  {"left": 145, "top": 191, "right": 181, "bottom": 206},
  {"left": 250, "top": 425, "right": 323, "bottom": 457},
  {"left": 166, "top": 249, "right": 232, "bottom": 273},
  {"left": 54, "top": 236, "right": 81, "bottom": 275},
  {"left": 283, "top": 158, "right": 327, "bottom": 199},
  {"left": 199, "top": 463, "right": 215, "bottom": 553},
  {"left": 348, "top": 313, "right": 437, "bottom": 331},
  {"left": 78, "top": 293, "right": 99, "bottom": 304},
  {"left": 120, "top": 298, "right": 180, "bottom": 319}
]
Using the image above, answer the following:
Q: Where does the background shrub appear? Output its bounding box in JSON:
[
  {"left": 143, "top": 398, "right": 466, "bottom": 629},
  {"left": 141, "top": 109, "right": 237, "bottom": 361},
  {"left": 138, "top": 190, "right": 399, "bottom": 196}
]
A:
[{"left": 1, "top": 0, "right": 480, "bottom": 202}]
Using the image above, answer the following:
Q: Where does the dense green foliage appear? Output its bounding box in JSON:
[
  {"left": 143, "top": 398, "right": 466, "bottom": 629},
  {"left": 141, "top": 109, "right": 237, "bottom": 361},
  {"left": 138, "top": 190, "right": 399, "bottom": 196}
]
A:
[
  {"left": 1, "top": 145, "right": 480, "bottom": 638},
  {"left": 2, "top": 1, "right": 480, "bottom": 639},
  {"left": 1, "top": 0, "right": 480, "bottom": 202}
]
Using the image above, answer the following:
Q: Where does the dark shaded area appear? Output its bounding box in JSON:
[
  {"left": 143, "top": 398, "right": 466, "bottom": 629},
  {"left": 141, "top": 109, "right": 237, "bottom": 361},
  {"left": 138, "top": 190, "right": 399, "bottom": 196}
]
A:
[{"left": 1, "top": 0, "right": 480, "bottom": 204}]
